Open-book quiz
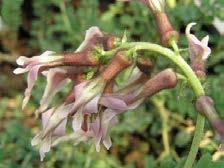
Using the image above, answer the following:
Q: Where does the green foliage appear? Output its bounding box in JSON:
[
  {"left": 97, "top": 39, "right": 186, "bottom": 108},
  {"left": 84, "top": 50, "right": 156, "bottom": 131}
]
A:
[{"left": 1, "top": 0, "right": 24, "bottom": 31}]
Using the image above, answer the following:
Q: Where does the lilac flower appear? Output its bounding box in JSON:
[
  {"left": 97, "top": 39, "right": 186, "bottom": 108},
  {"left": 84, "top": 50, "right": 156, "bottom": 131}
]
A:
[
  {"left": 186, "top": 23, "right": 211, "bottom": 61},
  {"left": 13, "top": 51, "right": 63, "bottom": 109},
  {"left": 31, "top": 103, "right": 73, "bottom": 161},
  {"left": 14, "top": 26, "right": 103, "bottom": 110},
  {"left": 76, "top": 26, "right": 103, "bottom": 52}
]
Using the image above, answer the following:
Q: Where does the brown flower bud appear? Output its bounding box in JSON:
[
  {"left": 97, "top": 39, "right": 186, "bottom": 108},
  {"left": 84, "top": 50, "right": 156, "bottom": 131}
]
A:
[
  {"left": 101, "top": 51, "right": 132, "bottom": 81},
  {"left": 127, "top": 68, "right": 177, "bottom": 104},
  {"left": 143, "top": 68, "right": 177, "bottom": 96},
  {"left": 196, "top": 96, "right": 218, "bottom": 121},
  {"left": 155, "top": 12, "right": 179, "bottom": 46},
  {"left": 63, "top": 51, "right": 99, "bottom": 66},
  {"left": 136, "top": 57, "right": 155, "bottom": 75},
  {"left": 99, "top": 35, "right": 118, "bottom": 51}
]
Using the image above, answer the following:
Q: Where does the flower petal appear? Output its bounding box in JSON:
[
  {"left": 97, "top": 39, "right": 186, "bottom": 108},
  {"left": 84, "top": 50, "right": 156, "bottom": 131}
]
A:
[
  {"left": 83, "top": 94, "right": 101, "bottom": 114},
  {"left": 42, "top": 103, "right": 72, "bottom": 137},
  {"left": 39, "top": 68, "right": 69, "bottom": 112},
  {"left": 76, "top": 26, "right": 103, "bottom": 52},
  {"left": 72, "top": 107, "right": 84, "bottom": 132},
  {"left": 100, "top": 95, "right": 128, "bottom": 111},
  {"left": 22, "top": 65, "right": 43, "bottom": 109}
]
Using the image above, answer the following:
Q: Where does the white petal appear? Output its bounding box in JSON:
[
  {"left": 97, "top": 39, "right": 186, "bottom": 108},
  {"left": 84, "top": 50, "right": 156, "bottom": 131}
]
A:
[
  {"left": 39, "top": 135, "right": 52, "bottom": 161},
  {"left": 16, "top": 56, "right": 29, "bottom": 66},
  {"left": 201, "top": 35, "right": 209, "bottom": 46},
  {"left": 103, "top": 135, "right": 112, "bottom": 150},
  {"left": 76, "top": 26, "right": 103, "bottom": 52},
  {"left": 185, "top": 22, "right": 197, "bottom": 36},
  {"left": 13, "top": 68, "right": 28, "bottom": 74},
  {"left": 72, "top": 108, "right": 84, "bottom": 132}
]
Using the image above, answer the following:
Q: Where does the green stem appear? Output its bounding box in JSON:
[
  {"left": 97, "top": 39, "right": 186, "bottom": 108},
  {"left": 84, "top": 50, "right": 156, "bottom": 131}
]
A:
[
  {"left": 152, "top": 98, "right": 170, "bottom": 155},
  {"left": 115, "top": 42, "right": 205, "bottom": 168}
]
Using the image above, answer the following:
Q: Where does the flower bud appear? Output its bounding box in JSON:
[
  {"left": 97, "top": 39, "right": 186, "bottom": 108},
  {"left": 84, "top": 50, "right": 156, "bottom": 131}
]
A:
[
  {"left": 155, "top": 12, "right": 179, "bottom": 46},
  {"left": 127, "top": 68, "right": 177, "bottom": 104},
  {"left": 143, "top": 68, "right": 177, "bottom": 96},
  {"left": 196, "top": 96, "right": 224, "bottom": 141},
  {"left": 196, "top": 96, "right": 218, "bottom": 122},
  {"left": 101, "top": 51, "right": 132, "bottom": 81},
  {"left": 136, "top": 57, "right": 154, "bottom": 75}
]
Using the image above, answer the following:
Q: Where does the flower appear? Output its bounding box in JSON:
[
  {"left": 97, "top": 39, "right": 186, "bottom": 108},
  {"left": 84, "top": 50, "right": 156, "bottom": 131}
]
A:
[
  {"left": 13, "top": 51, "right": 64, "bottom": 109},
  {"left": 186, "top": 23, "right": 211, "bottom": 61},
  {"left": 14, "top": 26, "right": 104, "bottom": 110},
  {"left": 31, "top": 103, "right": 73, "bottom": 161}
]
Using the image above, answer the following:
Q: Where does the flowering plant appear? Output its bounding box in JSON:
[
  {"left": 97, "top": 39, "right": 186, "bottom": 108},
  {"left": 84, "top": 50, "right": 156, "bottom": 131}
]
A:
[{"left": 13, "top": 0, "right": 223, "bottom": 167}]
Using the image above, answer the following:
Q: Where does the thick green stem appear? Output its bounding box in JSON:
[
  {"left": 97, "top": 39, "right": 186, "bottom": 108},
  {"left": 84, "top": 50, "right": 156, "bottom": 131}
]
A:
[{"left": 114, "top": 42, "right": 205, "bottom": 168}]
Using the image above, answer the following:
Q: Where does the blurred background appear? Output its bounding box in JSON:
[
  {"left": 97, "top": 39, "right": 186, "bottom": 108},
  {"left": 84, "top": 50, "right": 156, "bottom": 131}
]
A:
[{"left": 0, "top": 0, "right": 224, "bottom": 167}]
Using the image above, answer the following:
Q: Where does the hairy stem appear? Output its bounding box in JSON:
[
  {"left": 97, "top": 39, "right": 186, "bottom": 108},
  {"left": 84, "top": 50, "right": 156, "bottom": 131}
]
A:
[{"left": 114, "top": 42, "right": 205, "bottom": 168}]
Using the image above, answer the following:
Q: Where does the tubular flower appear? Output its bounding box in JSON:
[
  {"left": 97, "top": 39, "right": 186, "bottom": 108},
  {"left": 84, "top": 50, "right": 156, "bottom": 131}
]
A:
[
  {"left": 185, "top": 23, "right": 211, "bottom": 77},
  {"left": 13, "top": 51, "right": 63, "bottom": 109},
  {"left": 186, "top": 23, "right": 211, "bottom": 61},
  {"left": 14, "top": 26, "right": 104, "bottom": 109},
  {"left": 15, "top": 25, "right": 180, "bottom": 161},
  {"left": 196, "top": 96, "right": 224, "bottom": 141}
]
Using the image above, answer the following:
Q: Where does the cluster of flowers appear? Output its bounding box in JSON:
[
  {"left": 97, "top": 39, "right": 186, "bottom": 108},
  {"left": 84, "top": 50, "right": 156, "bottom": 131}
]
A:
[
  {"left": 14, "top": 26, "right": 178, "bottom": 161},
  {"left": 14, "top": 0, "right": 223, "bottom": 162}
]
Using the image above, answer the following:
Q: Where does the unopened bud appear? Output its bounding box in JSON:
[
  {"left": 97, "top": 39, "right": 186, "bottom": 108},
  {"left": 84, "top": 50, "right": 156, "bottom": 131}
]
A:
[
  {"left": 136, "top": 57, "right": 155, "bottom": 75},
  {"left": 155, "top": 12, "right": 179, "bottom": 46},
  {"left": 196, "top": 96, "right": 224, "bottom": 141},
  {"left": 196, "top": 96, "right": 218, "bottom": 121},
  {"left": 128, "top": 69, "right": 177, "bottom": 104},
  {"left": 101, "top": 51, "right": 132, "bottom": 81},
  {"left": 143, "top": 68, "right": 177, "bottom": 96}
]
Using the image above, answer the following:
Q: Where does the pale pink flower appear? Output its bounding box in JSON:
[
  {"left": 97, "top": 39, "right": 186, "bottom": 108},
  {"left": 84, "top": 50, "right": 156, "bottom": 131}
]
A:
[
  {"left": 31, "top": 103, "right": 73, "bottom": 161},
  {"left": 13, "top": 51, "right": 63, "bottom": 109},
  {"left": 186, "top": 23, "right": 211, "bottom": 61}
]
